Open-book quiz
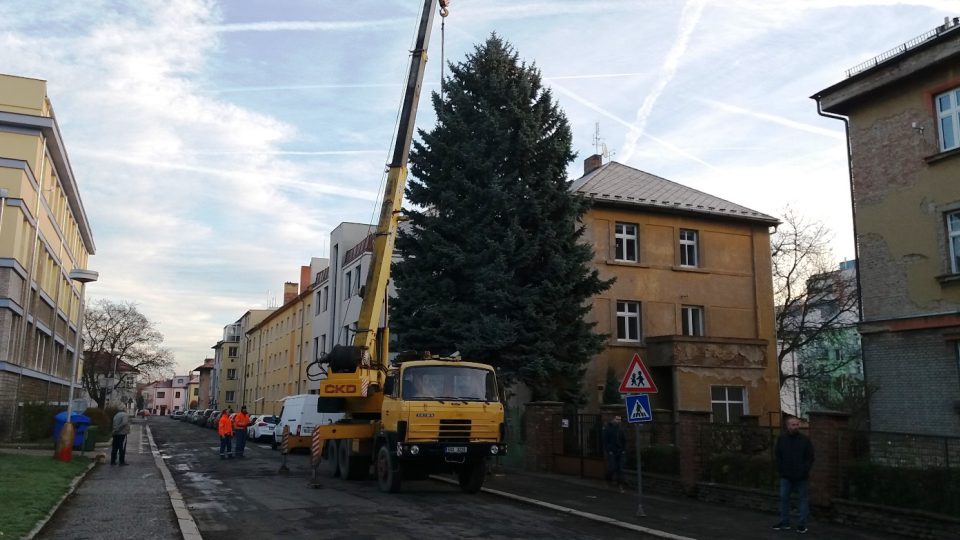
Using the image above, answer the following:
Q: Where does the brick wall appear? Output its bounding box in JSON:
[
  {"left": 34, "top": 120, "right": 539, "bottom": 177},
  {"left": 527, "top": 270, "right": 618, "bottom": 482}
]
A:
[
  {"left": 524, "top": 402, "right": 563, "bottom": 472},
  {"left": 862, "top": 329, "right": 960, "bottom": 436},
  {"left": 678, "top": 410, "right": 710, "bottom": 494}
]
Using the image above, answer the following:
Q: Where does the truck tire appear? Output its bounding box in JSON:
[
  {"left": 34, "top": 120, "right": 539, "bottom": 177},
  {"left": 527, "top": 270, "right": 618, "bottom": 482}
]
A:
[
  {"left": 458, "top": 459, "right": 485, "bottom": 494},
  {"left": 376, "top": 445, "right": 401, "bottom": 493},
  {"left": 326, "top": 439, "right": 341, "bottom": 478},
  {"left": 338, "top": 439, "right": 366, "bottom": 480}
]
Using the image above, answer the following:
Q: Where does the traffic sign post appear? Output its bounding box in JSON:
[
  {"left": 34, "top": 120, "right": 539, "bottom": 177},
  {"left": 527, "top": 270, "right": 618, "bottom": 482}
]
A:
[{"left": 618, "top": 353, "right": 657, "bottom": 518}]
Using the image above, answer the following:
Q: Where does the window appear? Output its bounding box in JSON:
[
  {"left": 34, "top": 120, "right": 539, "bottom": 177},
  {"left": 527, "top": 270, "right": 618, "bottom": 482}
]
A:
[
  {"left": 681, "top": 305, "right": 704, "bottom": 336},
  {"left": 193, "top": 388, "right": 199, "bottom": 396},
  {"left": 615, "top": 222, "right": 638, "bottom": 262},
  {"left": 679, "top": 229, "right": 699, "bottom": 267},
  {"left": 355, "top": 264, "right": 362, "bottom": 295},
  {"left": 322, "top": 286, "right": 329, "bottom": 312},
  {"left": 157, "top": 391, "right": 166, "bottom": 398},
  {"left": 616, "top": 301, "right": 640, "bottom": 342},
  {"left": 225, "top": 391, "right": 235, "bottom": 403},
  {"left": 343, "top": 324, "right": 351, "bottom": 345},
  {"left": 711, "top": 386, "right": 746, "bottom": 423},
  {"left": 343, "top": 270, "right": 352, "bottom": 300},
  {"left": 228, "top": 346, "right": 238, "bottom": 357},
  {"left": 227, "top": 368, "right": 237, "bottom": 380},
  {"left": 936, "top": 87, "right": 960, "bottom": 152},
  {"left": 315, "top": 290, "right": 322, "bottom": 315},
  {"left": 320, "top": 334, "right": 327, "bottom": 355},
  {"left": 175, "top": 391, "right": 181, "bottom": 399},
  {"left": 948, "top": 211, "right": 960, "bottom": 273}
]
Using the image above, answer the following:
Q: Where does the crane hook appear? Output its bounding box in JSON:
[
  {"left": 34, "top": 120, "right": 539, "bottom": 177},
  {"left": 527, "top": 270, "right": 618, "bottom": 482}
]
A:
[{"left": 439, "top": 0, "right": 450, "bottom": 17}]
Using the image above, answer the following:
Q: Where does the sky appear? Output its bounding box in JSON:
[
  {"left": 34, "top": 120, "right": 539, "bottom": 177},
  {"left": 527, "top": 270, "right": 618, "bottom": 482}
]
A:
[{"left": 1, "top": 0, "right": 955, "bottom": 375}]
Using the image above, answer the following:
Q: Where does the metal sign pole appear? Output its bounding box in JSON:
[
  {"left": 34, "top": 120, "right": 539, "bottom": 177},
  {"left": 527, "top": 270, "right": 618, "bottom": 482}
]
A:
[{"left": 635, "top": 423, "right": 645, "bottom": 517}]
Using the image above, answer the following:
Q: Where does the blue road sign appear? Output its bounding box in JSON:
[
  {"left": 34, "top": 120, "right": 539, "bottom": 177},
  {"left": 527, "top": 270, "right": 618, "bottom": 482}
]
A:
[{"left": 625, "top": 394, "right": 653, "bottom": 424}]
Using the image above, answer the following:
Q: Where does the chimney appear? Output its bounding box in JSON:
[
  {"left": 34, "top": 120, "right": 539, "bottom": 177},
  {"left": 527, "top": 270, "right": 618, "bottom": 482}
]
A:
[
  {"left": 299, "top": 265, "right": 311, "bottom": 292},
  {"left": 283, "top": 282, "right": 298, "bottom": 304},
  {"left": 584, "top": 154, "right": 603, "bottom": 175}
]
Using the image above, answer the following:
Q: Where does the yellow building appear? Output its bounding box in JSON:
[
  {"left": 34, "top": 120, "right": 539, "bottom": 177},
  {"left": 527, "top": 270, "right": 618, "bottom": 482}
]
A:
[
  {"left": 574, "top": 158, "right": 781, "bottom": 424},
  {"left": 244, "top": 282, "right": 313, "bottom": 416},
  {"left": 186, "top": 375, "right": 200, "bottom": 410},
  {"left": 213, "top": 309, "right": 274, "bottom": 410},
  {"left": 0, "top": 74, "right": 95, "bottom": 439}
]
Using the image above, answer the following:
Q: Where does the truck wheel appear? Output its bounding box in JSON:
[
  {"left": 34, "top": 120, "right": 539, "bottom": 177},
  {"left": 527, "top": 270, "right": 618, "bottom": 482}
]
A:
[
  {"left": 338, "top": 439, "right": 364, "bottom": 480},
  {"left": 376, "top": 445, "right": 401, "bottom": 493},
  {"left": 326, "top": 439, "right": 341, "bottom": 478},
  {"left": 458, "top": 460, "right": 485, "bottom": 494}
]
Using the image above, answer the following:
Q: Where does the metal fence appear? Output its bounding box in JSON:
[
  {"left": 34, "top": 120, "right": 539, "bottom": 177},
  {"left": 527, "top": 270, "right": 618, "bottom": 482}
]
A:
[
  {"left": 553, "top": 413, "right": 679, "bottom": 476},
  {"left": 700, "top": 423, "right": 786, "bottom": 490},
  {"left": 840, "top": 430, "right": 960, "bottom": 515}
]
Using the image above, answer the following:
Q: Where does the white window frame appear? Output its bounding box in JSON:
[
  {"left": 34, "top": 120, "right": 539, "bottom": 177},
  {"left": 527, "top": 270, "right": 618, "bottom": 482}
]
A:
[
  {"left": 711, "top": 386, "right": 746, "bottom": 423},
  {"left": 936, "top": 87, "right": 960, "bottom": 152},
  {"left": 343, "top": 270, "right": 352, "bottom": 301},
  {"left": 614, "top": 222, "right": 638, "bottom": 262},
  {"left": 948, "top": 211, "right": 960, "bottom": 273},
  {"left": 227, "top": 368, "right": 237, "bottom": 380},
  {"left": 225, "top": 391, "right": 235, "bottom": 403},
  {"left": 322, "top": 286, "right": 329, "bottom": 312},
  {"left": 679, "top": 229, "right": 699, "bottom": 267},
  {"left": 354, "top": 264, "right": 362, "bottom": 296},
  {"left": 681, "top": 305, "right": 705, "bottom": 336},
  {"left": 616, "top": 301, "right": 641, "bottom": 342}
]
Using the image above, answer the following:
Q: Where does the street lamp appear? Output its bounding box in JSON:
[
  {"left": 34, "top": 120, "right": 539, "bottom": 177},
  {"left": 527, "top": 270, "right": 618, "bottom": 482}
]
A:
[{"left": 55, "top": 268, "right": 98, "bottom": 462}]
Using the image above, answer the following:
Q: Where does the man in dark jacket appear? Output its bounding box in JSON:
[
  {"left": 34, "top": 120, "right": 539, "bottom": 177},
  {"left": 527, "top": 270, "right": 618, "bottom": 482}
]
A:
[
  {"left": 602, "top": 415, "right": 627, "bottom": 492},
  {"left": 773, "top": 416, "right": 815, "bottom": 534}
]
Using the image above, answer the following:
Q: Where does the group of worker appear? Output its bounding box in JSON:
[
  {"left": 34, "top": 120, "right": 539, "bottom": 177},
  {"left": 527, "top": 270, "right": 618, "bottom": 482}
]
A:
[{"left": 217, "top": 405, "right": 251, "bottom": 459}]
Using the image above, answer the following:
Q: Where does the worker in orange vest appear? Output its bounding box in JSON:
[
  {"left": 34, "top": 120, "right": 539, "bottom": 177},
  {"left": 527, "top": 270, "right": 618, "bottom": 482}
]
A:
[
  {"left": 233, "top": 406, "right": 251, "bottom": 458},
  {"left": 217, "top": 409, "right": 234, "bottom": 459}
]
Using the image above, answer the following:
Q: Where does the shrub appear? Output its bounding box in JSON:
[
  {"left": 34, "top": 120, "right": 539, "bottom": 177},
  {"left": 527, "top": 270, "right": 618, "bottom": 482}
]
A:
[
  {"left": 705, "top": 452, "right": 777, "bottom": 490},
  {"left": 641, "top": 444, "right": 679, "bottom": 475},
  {"left": 20, "top": 402, "right": 65, "bottom": 441},
  {"left": 844, "top": 461, "right": 960, "bottom": 516}
]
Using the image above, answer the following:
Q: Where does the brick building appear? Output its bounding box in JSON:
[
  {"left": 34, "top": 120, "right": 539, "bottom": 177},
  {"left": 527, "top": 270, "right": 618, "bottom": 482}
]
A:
[{"left": 813, "top": 18, "right": 960, "bottom": 436}]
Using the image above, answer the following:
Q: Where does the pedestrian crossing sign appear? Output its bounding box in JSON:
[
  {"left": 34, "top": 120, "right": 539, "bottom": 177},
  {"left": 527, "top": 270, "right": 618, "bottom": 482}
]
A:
[
  {"left": 618, "top": 353, "right": 658, "bottom": 394},
  {"left": 625, "top": 394, "right": 653, "bottom": 424}
]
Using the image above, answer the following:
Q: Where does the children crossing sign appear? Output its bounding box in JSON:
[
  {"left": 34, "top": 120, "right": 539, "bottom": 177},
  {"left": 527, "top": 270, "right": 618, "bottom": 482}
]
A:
[
  {"left": 625, "top": 394, "right": 653, "bottom": 423},
  {"left": 618, "top": 353, "right": 658, "bottom": 394}
]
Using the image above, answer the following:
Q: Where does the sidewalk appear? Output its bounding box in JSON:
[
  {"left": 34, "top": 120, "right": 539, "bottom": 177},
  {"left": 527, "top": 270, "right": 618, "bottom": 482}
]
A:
[
  {"left": 481, "top": 469, "right": 902, "bottom": 540},
  {"left": 36, "top": 419, "right": 181, "bottom": 540}
]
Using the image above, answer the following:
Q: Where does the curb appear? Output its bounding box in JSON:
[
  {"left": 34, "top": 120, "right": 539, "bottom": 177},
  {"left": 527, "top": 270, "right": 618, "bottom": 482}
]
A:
[
  {"left": 146, "top": 425, "right": 203, "bottom": 540},
  {"left": 429, "top": 475, "right": 696, "bottom": 540},
  {"left": 25, "top": 458, "right": 98, "bottom": 539}
]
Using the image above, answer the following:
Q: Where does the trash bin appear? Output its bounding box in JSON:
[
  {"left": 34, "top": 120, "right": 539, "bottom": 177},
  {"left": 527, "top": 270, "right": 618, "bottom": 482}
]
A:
[
  {"left": 82, "top": 426, "right": 98, "bottom": 451},
  {"left": 52, "top": 412, "right": 91, "bottom": 449}
]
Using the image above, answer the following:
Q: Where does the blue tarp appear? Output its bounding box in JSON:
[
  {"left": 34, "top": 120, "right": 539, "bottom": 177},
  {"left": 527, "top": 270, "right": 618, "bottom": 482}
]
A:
[{"left": 52, "top": 412, "right": 92, "bottom": 448}]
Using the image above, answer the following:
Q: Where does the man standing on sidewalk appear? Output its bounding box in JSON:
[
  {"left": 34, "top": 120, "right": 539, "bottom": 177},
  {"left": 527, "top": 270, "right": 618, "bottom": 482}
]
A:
[
  {"left": 111, "top": 409, "right": 130, "bottom": 466},
  {"left": 233, "top": 406, "right": 251, "bottom": 458},
  {"left": 773, "top": 416, "right": 815, "bottom": 534},
  {"left": 218, "top": 409, "right": 234, "bottom": 459},
  {"left": 603, "top": 415, "right": 626, "bottom": 492}
]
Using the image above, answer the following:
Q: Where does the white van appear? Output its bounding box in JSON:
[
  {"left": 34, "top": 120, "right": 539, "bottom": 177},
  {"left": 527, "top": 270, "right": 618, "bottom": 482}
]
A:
[{"left": 272, "top": 394, "right": 344, "bottom": 450}]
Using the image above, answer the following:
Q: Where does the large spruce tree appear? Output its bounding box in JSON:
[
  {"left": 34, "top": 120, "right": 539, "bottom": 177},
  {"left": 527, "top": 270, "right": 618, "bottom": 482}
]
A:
[{"left": 391, "top": 35, "right": 612, "bottom": 403}]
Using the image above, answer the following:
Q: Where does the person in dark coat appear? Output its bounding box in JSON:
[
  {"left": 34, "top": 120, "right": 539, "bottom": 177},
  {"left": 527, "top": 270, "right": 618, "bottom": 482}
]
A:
[
  {"left": 602, "top": 415, "right": 627, "bottom": 492},
  {"left": 773, "top": 416, "right": 815, "bottom": 534}
]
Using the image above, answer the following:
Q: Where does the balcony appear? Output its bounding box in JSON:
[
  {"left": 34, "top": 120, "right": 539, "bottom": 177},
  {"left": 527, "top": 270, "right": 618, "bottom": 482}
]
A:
[{"left": 644, "top": 335, "right": 768, "bottom": 369}]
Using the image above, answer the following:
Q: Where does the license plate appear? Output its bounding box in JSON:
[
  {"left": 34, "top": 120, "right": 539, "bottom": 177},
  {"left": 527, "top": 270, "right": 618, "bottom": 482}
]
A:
[{"left": 445, "top": 446, "right": 467, "bottom": 454}]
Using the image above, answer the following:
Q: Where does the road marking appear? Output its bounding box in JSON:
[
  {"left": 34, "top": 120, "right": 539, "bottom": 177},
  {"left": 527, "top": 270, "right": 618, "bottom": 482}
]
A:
[{"left": 430, "top": 475, "right": 696, "bottom": 540}]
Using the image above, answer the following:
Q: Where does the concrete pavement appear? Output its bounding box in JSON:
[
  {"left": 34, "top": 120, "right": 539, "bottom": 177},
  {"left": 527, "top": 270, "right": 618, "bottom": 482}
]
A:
[{"left": 37, "top": 418, "right": 182, "bottom": 540}]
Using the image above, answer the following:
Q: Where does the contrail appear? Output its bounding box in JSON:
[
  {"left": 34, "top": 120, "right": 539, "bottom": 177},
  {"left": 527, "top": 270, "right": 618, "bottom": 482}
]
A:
[
  {"left": 205, "top": 18, "right": 406, "bottom": 33},
  {"left": 550, "top": 84, "right": 716, "bottom": 170},
  {"left": 696, "top": 97, "right": 845, "bottom": 140},
  {"left": 619, "top": 0, "right": 706, "bottom": 163}
]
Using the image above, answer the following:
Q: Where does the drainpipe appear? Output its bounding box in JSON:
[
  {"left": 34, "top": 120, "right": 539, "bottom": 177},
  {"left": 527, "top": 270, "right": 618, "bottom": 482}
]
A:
[{"left": 814, "top": 98, "right": 863, "bottom": 322}]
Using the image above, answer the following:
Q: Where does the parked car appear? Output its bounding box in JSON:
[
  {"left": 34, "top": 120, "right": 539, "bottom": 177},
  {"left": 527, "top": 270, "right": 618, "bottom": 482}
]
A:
[
  {"left": 249, "top": 415, "right": 277, "bottom": 442},
  {"left": 195, "top": 409, "right": 214, "bottom": 426},
  {"left": 136, "top": 409, "right": 151, "bottom": 417},
  {"left": 171, "top": 410, "right": 185, "bottom": 420},
  {"left": 207, "top": 411, "right": 221, "bottom": 428}
]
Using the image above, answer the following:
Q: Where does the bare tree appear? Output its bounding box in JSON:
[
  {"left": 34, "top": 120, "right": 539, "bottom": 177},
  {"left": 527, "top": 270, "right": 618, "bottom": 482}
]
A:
[
  {"left": 773, "top": 209, "right": 859, "bottom": 393},
  {"left": 81, "top": 300, "right": 174, "bottom": 408}
]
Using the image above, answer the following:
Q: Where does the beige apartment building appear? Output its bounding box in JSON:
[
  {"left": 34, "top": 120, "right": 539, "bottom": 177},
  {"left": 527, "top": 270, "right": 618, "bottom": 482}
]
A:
[
  {"left": 574, "top": 157, "right": 782, "bottom": 423},
  {"left": 243, "top": 282, "right": 313, "bottom": 416},
  {"left": 0, "top": 74, "right": 96, "bottom": 439}
]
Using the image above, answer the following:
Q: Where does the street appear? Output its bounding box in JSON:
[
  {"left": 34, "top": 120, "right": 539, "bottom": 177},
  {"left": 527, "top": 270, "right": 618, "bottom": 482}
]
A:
[{"left": 149, "top": 418, "right": 635, "bottom": 540}]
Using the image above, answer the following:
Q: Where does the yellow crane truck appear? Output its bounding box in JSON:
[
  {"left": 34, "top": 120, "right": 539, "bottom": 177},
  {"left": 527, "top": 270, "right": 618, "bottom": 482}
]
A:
[{"left": 310, "top": 0, "right": 507, "bottom": 493}]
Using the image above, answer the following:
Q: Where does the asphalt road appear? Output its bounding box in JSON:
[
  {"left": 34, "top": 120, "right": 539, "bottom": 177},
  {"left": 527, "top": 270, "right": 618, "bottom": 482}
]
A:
[{"left": 149, "top": 418, "right": 634, "bottom": 539}]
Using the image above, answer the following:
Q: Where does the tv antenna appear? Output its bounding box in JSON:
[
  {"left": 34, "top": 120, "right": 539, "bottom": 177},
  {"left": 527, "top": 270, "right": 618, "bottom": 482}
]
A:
[{"left": 592, "top": 122, "right": 615, "bottom": 162}]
